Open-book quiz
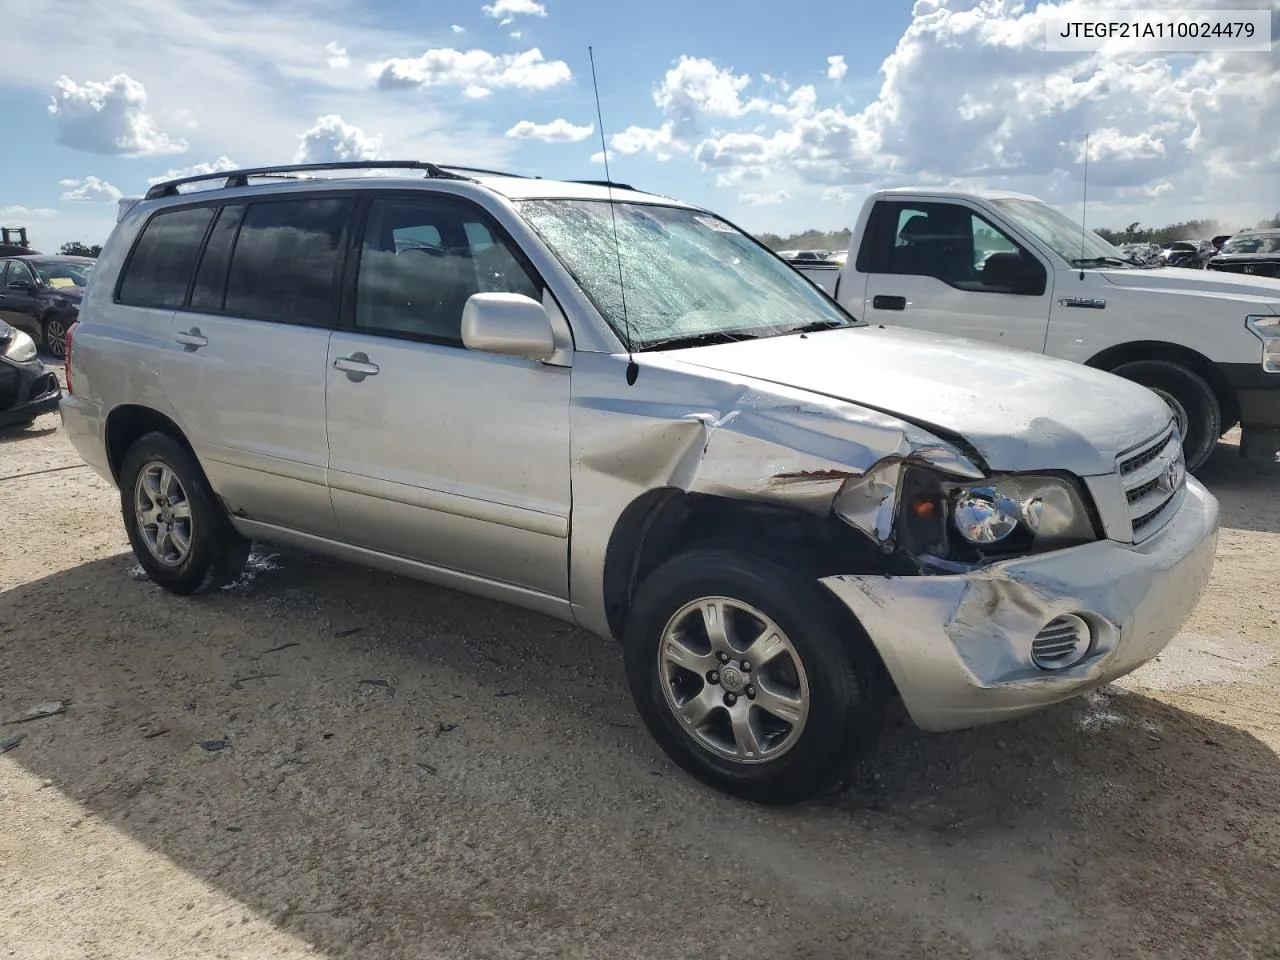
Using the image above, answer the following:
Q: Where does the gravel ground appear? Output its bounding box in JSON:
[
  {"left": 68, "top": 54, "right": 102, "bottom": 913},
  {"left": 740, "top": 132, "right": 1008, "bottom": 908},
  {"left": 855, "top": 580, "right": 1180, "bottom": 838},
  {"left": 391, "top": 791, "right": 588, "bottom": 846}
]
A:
[{"left": 2, "top": 373, "right": 1279, "bottom": 959}]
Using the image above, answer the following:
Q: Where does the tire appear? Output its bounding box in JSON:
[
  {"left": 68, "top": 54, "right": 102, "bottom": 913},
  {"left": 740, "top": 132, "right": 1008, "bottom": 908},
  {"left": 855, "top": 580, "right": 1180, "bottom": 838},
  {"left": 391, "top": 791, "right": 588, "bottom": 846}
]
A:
[
  {"left": 42, "top": 314, "right": 69, "bottom": 360},
  {"left": 120, "top": 431, "right": 249, "bottom": 594},
  {"left": 1110, "top": 360, "right": 1221, "bottom": 473},
  {"left": 623, "top": 547, "right": 889, "bottom": 805}
]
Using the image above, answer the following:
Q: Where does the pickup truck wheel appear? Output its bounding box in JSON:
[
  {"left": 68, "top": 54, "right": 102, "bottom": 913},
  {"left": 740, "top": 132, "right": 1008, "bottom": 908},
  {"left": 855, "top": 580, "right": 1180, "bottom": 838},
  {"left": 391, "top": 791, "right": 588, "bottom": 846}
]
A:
[
  {"left": 623, "top": 547, "right": 888, "bottom": 805},
  {"left": 120, "top": 431, "right": 250, "bottom": 595},
  {"left": 1111, "top": 360, "right": 1220, "bottom": 472}
]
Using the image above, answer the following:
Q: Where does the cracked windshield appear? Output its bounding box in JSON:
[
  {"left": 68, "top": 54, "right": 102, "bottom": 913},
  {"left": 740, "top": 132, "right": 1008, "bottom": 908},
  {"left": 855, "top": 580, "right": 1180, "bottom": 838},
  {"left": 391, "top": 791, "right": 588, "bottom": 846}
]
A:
[{"left": 519, "top": 199, "right": 854, "bottom": 348}]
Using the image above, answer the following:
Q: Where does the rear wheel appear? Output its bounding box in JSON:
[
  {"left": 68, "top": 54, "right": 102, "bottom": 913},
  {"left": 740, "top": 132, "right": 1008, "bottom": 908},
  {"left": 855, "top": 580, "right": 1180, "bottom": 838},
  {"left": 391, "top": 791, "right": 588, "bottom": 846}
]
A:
[
  {"left": 120, "top": 431, "right": 249, "bottom": 594},
  {"left": 623, "top": 547, "right": 889, "bottom": 805},
  {"left": 1111, "top": 359, "right": 1221, "bottom": 472}
]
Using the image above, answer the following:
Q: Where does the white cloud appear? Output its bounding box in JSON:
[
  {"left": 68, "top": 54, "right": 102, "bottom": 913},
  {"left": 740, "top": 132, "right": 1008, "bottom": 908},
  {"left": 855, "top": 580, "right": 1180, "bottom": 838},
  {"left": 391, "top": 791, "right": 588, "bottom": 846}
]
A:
[
  {"left": 146, "top": 156, "right": 239, "bottom": 186},
  {"left": 294, "top": 115, "right": 383, "bottom": 163},
  {"left": 510, "top": 30, "right": 522, "bottom": 38},
  {"left": 60, "top": 176, "right": 124, "bottom": 202},
  {"left": 823, "top": 186, "right": 856, "bottom": 204},
  {"left": 452, "top": 24, "right": 465, "bottom": 33},
  {"left": 654, "top": 56, "right": 762, "bottom": 124},
  {"left": 506, "top": 118, "right": 593, "bottom": 142},
  {"left": 482, "top": 0, "right": 546, "bottom": 18},
  {"left": 47, "top": 74, "right": 187, "bottom": 156},
  {"left": 610, "top": 122, "right": 679, "bottom": 161},
  {"left": 740, "top": 190, "right": 791, "bottom": 206},
  {"left": 371, "top": 47, "right": 571, "bottom": 97},
  {"left": 826, "top": 55, "right": 847, "bottom": 81},
  {"left": 0, "top": 205, "right": 57, "bottom": 220},
  {"left": 326, "top": 42, "right": 350, "bottom": 69}
]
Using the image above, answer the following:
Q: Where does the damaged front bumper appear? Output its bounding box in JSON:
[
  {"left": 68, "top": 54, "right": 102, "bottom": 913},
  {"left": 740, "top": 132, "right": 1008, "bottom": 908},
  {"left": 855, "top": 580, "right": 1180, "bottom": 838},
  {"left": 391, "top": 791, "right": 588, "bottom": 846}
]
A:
[{"left": 821, "top": 477, "right": 1219, "bottom": 732}]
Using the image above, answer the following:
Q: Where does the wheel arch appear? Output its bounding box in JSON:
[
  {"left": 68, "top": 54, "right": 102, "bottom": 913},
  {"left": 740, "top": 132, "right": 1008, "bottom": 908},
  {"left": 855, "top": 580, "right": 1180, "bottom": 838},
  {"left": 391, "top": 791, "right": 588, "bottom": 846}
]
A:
[
  {"left": 601, "top": 487, "right": 894, "bottom": 645},
  {"left": 1084, "top": 340, "right": 1239, "bottom": 431},
  {"left": 105, "top": 404, "right": 198, "bottom": 485}
]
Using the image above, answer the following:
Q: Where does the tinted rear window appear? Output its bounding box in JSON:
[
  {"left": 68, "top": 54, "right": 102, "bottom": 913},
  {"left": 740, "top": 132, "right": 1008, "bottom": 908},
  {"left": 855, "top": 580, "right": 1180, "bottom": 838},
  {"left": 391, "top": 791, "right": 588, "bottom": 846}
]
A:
[
  {"left": 189, "top": 204, "right": 245, "bottom": 313},
  {"left": 222, "top": 197, "right": 350, "bottom": 324},
  {"left": 117, "top": 206, "right": 216, "bottom": 308}
]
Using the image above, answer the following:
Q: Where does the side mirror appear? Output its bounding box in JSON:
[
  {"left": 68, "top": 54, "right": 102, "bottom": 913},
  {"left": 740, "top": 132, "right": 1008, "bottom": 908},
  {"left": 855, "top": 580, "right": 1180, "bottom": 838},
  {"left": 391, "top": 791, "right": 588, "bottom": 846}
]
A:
[{"left": 461, "top": 292, "right": 556, "bottom": 361}]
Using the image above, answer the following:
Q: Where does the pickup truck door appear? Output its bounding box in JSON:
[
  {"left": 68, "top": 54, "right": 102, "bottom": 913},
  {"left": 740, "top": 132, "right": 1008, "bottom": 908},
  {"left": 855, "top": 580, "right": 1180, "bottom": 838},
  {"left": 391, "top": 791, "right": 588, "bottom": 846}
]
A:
[{"left": 855, "top": 199, "right": 1052, "bottom": 354}]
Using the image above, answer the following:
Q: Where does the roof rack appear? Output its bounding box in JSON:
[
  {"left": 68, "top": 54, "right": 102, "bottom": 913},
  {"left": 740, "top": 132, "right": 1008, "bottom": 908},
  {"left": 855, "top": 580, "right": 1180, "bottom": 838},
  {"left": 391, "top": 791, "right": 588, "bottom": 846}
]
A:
[{"left": 143, "top": 160, "right": 472, "bottom": 200}]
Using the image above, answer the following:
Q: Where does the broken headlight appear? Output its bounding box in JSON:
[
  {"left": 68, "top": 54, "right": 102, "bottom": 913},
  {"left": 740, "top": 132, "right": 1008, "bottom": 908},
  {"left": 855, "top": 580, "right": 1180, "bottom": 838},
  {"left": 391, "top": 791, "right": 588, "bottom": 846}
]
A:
[
  {"left": 1, "top": 328, "right": 37, "bottom": 363},
  {"left": 893, "top": 468, "right": 1099, "bottom": 564}
]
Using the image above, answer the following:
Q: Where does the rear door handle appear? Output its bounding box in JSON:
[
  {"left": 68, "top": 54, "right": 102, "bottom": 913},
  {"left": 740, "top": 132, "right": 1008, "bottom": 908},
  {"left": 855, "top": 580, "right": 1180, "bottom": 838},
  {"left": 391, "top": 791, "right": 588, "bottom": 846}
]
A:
[
  {"left": 872, "top": 295, "right": 906, "bottom": 311},
  {"left": 333, "top": 352, "right": 379, "bottom": 381},
  {"left": 174, "top": 327, "right": 208, "bottom": 349}
]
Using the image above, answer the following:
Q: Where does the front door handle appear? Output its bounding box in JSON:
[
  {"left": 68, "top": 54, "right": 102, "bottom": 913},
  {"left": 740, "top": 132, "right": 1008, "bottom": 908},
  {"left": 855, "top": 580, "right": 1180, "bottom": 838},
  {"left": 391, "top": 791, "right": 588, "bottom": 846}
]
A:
[
  {"left": 872, "top": 295, "right": 906, "bottom": 311},
  {"left": 175, "top": 327, "right": 208, "bottom": 349},
  {"left": 333, "top": 352, "right": 379, "bottom": 382}
]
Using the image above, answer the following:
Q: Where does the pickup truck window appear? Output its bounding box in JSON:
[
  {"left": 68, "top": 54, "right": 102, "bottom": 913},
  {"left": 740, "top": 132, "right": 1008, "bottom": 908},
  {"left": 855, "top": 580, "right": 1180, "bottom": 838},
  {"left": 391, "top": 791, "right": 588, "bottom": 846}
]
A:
[
  {"left": 863, "top": 200, "right": 1046, "bottom": 296},
  {"left": 988, "top": 197, "right": 1126, "bottom": 267},
  {"left": 518, "top": 199, "right": 855, "bottom": 349}
]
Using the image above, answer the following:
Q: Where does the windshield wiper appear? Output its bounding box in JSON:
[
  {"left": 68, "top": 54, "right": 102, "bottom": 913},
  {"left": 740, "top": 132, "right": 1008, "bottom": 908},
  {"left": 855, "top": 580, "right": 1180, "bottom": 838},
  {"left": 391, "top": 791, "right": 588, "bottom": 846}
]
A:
[
  {"left": 1070, "top": 256, "right": 1139, "bottom": 268},
  {"left": 638, "top": 330, "right": 761, "bottom": 352},
  {"left": 784, "top": 318, "right": 854, "bottom": 335}
]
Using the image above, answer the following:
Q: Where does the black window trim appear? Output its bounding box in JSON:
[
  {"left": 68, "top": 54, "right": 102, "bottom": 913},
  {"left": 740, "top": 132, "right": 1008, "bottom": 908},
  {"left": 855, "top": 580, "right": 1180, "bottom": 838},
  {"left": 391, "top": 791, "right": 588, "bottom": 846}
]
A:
[
  {"left": 185, "top": 202, "right": 245, "bottom": 315},
  {"left": 865, "top": 198, "right": 1047, "bottom": 297},
  {"left": 337, "top": 189, "right": 551, "bottom": 350},
  {"left": 113, "top": 201, "right": 219, "bottom": 309},
  {"left": 195, "top": 191, "right": 355, "bottom": 330}
]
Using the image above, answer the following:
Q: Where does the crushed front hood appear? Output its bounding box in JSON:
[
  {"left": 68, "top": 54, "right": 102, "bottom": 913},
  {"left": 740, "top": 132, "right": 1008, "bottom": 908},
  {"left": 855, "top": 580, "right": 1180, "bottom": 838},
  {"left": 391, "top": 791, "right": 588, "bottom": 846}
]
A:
[{"left": 662, "top": 325, "right": 1171, "bottom": 476}]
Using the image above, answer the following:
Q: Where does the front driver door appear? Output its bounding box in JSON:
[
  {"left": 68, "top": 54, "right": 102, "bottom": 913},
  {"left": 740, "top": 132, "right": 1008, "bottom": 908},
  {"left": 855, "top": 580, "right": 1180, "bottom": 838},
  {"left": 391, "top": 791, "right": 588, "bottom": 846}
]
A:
[
  {"left": 860, "top": 199, "right": 1053, "bottom": 354},
  {"left": 325, "top": 193, "right": 571, "bottom": 599}
]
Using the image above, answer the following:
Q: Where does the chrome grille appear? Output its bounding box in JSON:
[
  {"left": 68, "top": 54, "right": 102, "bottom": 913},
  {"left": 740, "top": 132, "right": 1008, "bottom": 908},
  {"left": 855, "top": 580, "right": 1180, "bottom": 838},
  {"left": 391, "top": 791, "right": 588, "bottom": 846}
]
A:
[
  {"left": 1118, "top": 423, "right": 1184, "bottom": 541},
  {"left": 1031, "top": 615, "right": 1092, "bottom": 670}
]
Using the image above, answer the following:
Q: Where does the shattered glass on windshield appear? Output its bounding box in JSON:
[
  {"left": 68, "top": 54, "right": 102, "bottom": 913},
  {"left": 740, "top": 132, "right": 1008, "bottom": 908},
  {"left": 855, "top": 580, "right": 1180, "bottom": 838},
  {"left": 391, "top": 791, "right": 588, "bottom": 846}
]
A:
[{"left": 517, "top": 199, "right": 854, "bottom": 349}]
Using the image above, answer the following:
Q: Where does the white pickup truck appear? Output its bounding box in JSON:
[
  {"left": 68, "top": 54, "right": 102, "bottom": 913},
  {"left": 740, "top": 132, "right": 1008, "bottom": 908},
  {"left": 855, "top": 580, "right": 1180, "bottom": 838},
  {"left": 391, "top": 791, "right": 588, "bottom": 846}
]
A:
[{"left": 795, "top": 188, "right": 1280, "bottom": 471}]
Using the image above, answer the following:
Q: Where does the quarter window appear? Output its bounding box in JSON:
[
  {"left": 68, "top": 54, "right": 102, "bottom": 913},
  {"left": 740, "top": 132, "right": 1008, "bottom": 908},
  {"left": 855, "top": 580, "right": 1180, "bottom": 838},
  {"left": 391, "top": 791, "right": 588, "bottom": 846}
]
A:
[
  {"left": 117, "top": 205, "right": 216, "bottom": 308},
  {"left": 354, "top": 198, "right": 539, "bottom": 344},
  {"left": 222, "top": 197, "right": 351, "bottom": 324}
]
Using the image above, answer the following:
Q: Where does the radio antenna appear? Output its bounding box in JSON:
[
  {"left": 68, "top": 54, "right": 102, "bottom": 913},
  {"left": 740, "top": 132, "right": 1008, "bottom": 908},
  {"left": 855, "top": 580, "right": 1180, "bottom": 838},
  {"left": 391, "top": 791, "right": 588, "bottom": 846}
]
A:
[
  {"left": 588, "top": 45, "right": 638, "bottom": 385},
  {"left": 1079, "top": 131, "right": 1089, "bottom": 280}
]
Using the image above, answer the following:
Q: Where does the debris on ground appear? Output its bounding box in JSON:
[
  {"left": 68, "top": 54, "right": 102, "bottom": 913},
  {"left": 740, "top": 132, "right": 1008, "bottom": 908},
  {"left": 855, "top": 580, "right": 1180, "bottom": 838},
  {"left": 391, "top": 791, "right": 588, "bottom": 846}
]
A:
[
  {"left": 200, "top": 739, "right": 230, "bottom": 752},
  {"left": 3, "top": 700, "right": 66, "bottom": 725},
  {"left": 0, "top": 732, "right": 25, "bottom": 753}
]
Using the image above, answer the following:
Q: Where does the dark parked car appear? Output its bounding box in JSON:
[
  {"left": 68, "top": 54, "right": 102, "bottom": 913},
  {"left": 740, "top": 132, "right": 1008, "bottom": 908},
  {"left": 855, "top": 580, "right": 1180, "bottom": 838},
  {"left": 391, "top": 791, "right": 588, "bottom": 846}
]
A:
[
  {"left": 1205, "top": 229, "right": 1280, "bottom": 280},
  {"left": 0, "top": 255, "right": 93, "bottom": 358},
  {"left": 1161, "top": 240, "right": 1214, "bottom": 269},
  {"left": 0, "top": 318, "right": 61, "bottom": 429}
]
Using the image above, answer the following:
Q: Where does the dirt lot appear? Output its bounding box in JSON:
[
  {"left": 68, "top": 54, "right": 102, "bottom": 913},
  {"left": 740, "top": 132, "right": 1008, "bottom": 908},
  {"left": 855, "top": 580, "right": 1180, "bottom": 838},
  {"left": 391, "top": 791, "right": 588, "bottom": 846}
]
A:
[{"left": 2, "top": 377, "right": 1279, "bottom": 959}]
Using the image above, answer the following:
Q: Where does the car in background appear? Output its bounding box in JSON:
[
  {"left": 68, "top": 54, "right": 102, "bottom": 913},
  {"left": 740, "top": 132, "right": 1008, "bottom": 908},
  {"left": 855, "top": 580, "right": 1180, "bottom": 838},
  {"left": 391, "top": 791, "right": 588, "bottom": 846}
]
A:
[
  {"left": 0, "top": 318, "right": 61, "bottom": 429},
  {"left": 1212, "top": 234, "right": 1233, "bottom": 252},
  {"left": 1206, "top": 229, "right": 1280, "bottom": 280},
  {"left": 1118, "top": 242, "right": 1162, "bottom": 265},
  {"left": 1161, "top": 240, "right": 1214, "bottom": 269},
  {"left": 776, "top": 249, "right": 831, "bottom": 263},
  {"left": 0, "top": 255, "right": 94, "bottom": 358}
]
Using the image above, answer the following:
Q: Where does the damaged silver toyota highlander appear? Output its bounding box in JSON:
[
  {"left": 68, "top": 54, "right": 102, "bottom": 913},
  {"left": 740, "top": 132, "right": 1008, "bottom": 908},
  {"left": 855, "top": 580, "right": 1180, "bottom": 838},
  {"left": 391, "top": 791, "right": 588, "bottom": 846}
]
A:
[{"left": 61, "top": 162, "right": 1219, "bottom": 804}]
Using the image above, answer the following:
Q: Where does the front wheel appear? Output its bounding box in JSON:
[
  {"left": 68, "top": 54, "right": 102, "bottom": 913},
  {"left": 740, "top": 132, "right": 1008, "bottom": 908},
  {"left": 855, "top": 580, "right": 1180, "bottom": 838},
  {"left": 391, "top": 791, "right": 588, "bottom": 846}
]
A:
[
  {"left": 1111, "top": 359, "right": 1221, "bottom": 473},
  {"left": 623, "top": 547, "right": 889, "bottom": 805},
  {"left": 120, "top": 431, "right": 249, "bottom": 594},
  {"left": 42, "top": 314, "right": 69, "bottom": 360}
]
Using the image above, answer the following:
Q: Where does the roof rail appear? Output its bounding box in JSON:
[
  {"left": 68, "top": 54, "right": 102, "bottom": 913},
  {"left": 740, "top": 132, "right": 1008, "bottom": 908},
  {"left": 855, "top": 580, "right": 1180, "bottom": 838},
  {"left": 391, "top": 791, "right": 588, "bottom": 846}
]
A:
[
  {"left": 143, "top": 160, "right": 473, "bottom": 200},
  {"left": 572, "top": 179, "right": 637, "bottom": 191},
  {"left": 438, "top": 165, "right": 533, "bottom": 179}
]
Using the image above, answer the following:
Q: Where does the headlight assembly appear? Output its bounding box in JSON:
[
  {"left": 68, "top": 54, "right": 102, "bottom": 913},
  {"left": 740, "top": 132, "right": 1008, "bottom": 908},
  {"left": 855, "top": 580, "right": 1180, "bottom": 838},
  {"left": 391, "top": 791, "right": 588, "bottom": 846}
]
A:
[
  {"left": 1246, "top": 315, "right": 1280, "bottom": 373},
  {"left": 1, "top": 329, "right": 37, "bottom": 363},
  {"left": 835, "top": 467, "right": 1100, "bottom": 566}
]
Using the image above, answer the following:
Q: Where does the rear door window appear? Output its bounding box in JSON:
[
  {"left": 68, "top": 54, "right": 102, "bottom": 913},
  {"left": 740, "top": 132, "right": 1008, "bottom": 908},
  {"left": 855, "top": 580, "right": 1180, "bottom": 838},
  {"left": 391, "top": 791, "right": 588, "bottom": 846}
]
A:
[
  {"left": 117, "top": 205, "right": 216, "bottom": 308},
  {"left": 188, "top": 204, "right": 246, "bottom": 313},
  {"left": 222, "top": 197, "right": 351, "bottom": 325}
]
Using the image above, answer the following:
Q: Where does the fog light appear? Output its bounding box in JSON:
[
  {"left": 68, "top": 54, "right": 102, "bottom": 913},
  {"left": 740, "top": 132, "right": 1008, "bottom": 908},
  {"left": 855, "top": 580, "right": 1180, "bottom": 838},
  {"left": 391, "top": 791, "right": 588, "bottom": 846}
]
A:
[{"left": 1031, "top": 614, "right": 1092, "bottom": 670}]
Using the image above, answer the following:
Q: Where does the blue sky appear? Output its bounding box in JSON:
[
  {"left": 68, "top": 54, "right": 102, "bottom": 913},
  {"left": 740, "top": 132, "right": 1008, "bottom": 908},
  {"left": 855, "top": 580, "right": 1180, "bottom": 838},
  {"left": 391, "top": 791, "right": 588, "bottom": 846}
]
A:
[{"left": 1, "top": 0, "right": 1276, "bottom": 252}]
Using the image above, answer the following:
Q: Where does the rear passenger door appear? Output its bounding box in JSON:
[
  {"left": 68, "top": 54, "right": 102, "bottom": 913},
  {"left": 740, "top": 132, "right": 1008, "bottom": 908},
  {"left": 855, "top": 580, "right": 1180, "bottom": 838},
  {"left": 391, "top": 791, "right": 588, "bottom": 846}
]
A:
[
  {"left": 133, "top": 194, "right": 352, "bottom": 536},
  {"left": 324, "top": 193, "right": 571, "bottom": 599}
]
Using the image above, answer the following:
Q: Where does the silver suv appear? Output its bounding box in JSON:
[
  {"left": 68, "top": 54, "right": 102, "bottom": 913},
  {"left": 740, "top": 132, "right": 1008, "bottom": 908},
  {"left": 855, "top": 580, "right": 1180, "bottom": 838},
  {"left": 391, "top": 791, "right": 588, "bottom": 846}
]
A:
[{"left": 61, "top": 161, "right": 1219, "bottom": 804}]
